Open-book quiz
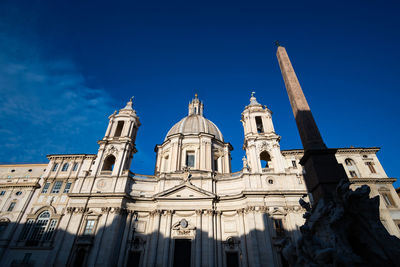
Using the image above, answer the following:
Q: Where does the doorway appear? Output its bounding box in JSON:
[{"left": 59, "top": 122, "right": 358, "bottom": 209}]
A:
[{"left": 173, "top": 239, "right": 191, "bottom": 267}]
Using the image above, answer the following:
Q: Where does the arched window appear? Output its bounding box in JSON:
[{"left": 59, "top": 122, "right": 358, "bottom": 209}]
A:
[
  {"left": 61, "top": 163, "right": 69, "bottom": 172},
  {"left": 344, "top": 158, "right": 360, "bottom": 178},
  {"left": 260, "top": 151, "right": 272, "bottom": 169},
  {"left": 51, "top": 163, "right": 59, "bottom": 172},
  {"left": 72, "top": 163, "right": 79, "bottom": 171},
  {"left": 102, "top": 155, "right": 116, "bottom": 171},
  {"left": 20, "top": 211, "right": 58, "bottom": 246}
]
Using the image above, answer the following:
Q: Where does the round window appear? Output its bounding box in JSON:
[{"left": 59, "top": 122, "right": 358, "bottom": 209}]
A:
[
  {"left": 268, "top": 179, "right": 274, "bottom": 184},
  {"left": 16, "top": 191, "right": 22, "bottom": 196}
]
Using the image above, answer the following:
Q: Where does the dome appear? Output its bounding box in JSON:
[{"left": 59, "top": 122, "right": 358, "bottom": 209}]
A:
[{"left": 165, "top": 114, "right": 224, "bottom": 141}]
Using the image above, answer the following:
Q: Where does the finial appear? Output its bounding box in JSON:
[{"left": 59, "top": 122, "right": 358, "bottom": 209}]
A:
[
  {"left": 251, "top": 91, "right": 255, "bottom": 97},
  {"left": 130, "top": 96, "right": 134, "bottom": 102},
  {"left": 274, "top": 40, "right": 281, "bottom": 47},
  {"left": 195, "top": 93, "right": 198, "bottom": 99}
]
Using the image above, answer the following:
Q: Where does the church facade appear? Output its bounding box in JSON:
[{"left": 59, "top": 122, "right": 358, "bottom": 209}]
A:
[{"left": 0, "top": 55, "right": 400, "bottom": 267}]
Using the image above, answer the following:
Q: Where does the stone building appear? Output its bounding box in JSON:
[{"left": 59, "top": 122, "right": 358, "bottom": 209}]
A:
[{"left": 0, "top": 53, "right": 399, "bottom": 267}]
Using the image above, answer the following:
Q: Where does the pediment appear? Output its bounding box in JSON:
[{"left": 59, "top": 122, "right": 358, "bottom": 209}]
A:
[{"left": 154, "top": 182, "right": 216, "bottom": 199}]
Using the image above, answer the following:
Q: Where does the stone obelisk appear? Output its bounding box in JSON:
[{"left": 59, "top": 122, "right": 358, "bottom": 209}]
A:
[{"left": 276, "top": 44, "right": 348, "bottom": 203}]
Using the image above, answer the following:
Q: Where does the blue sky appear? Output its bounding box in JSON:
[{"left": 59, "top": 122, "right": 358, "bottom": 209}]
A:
[{"left": 0, "top": 0, "right": 399, "bottom": 187}]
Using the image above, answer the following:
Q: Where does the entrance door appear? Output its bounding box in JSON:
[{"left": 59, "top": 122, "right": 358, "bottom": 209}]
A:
[{"left": 173, "top": 239, "right": 191, "bottom": 267}]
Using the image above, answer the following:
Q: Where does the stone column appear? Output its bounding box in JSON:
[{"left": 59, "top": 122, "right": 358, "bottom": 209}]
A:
[
  {"left": 254, "top": 208, "right": 273, "bottom": 266},
  {"left": 160, "top": 210, "right": 172, "bottom": 267},
  {"left": 216, "top": 211, "right": 223, "bottom": 267},
  {"left": 202, "top": 210, "right": 209, "bottom": 267},
  {"left": 237, "top": 209, "right": 249, "bottom": 267},
  {"left": 207, "top": 210, "right": 215, "bottom": 267},
  {"left": 118, "top": 210, "right": 133, "bottom": 266},
  {"left": 260, "top": 209, "right": 275, "bottom": 266},
  {"left": 195, "top": 210, "right": 202, "bottom": 267},
  {"left": 146, "top": 210, "right": 161, "bottom": 267},
  {"left": 244, "top": 207, "right": 259, "bottom": 267}
]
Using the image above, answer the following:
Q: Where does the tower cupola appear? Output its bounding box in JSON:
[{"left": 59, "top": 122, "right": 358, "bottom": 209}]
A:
[{"left": 188, "top": 93, "right": 204, "bottom": 116}]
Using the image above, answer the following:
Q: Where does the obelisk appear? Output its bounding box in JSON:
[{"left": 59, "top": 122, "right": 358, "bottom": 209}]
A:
[{"left": 276, "top": 44, "right": 348, "bottom": 202}]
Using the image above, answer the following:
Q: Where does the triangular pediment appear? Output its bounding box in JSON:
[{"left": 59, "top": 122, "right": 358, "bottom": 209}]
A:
[{"left": 154, "top": 182, "right": 216, "bottom": 199}]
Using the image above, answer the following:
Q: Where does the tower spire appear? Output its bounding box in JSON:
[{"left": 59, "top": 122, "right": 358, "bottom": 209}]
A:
[{"left": 276, "top": 45, "right": 326, "bottom": 150}]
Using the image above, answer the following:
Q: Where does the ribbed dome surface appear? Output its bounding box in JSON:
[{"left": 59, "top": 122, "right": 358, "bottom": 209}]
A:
[{"left": 165, "top": 114, "right": 224, "bottom": 141}]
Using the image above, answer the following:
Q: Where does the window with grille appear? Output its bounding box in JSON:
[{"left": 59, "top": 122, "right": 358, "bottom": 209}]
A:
[
  {"left": 366, "top": 162, "right": 376, "bottom": 173},
  {"left": 44, "top": 219, "right": 58, "bottom": 240},
  {"left": 0, "top": 191, "right": 5, "bottom": 196},
  {"left": 42, "top": 183, "right": 50, "bottom": 193},
  {"left": 292, "top": 160, "right": 297, "bottom": 168},
  {"left": 19, "top": 219, "right": 34, "bottom": 240},
  {"left": 63, "top": 182, "right": 72, "bottom": 193},
  {"left": 345, "top": 158, "right": 360, "bottom": 178},
  {"left": 19, "top": 211, "right": 58, "bottom": 246},
  {"left": 61, "top": 163, "right": 69, "bottom": 172},
  {"left": 349, "top": 171, "right": 358, "bottom": 178},
  {"left": 51, "top": 163, "right": 59, "bottom": 172},
  {"left": 51, "top": 181, "right": 63, "bottom": 194},
  {"left": 83, "top": 220, "right": 95, "bottom": 235},
  {"left": 72, "top": 163, "right": 79, "bottom": 171},
  {"left": 7, "top": 202, "right": 16, "bottom": 211}
]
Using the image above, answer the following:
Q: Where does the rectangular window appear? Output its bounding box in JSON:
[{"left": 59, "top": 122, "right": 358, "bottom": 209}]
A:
[
  {"left": 255, "top": 116, "right": 264, "bottom": 133},
  {"left": 63, "top": 182, "right": 72, "bottom": 193},
  {"left": 83, "top": 220, "right": 95, "bottom": 235},
  {"left": 382, "top": 193, "right": 394, "bottom": 207},
  {"left": 19, "top": 219, "right": 35, "bottom": 240},
  {"left": 292, "top": 160, "right": 297, "bottom": 168},
  {"left": 72, "top": 163, "right": 79, "bottom": 171},
  {"left": 214, "top": 158, "right": 219, "bottom": 172},
  {"left": 366, "top": 162, "right": 376, "bottom": 173},
  {"left": 0, "top": 191, "right": 5, "bottom": 196},
  {"left": 186, "top": 152, "right": 195, "bottom": 168},
  {"left": 114, "top": 121, "right": 124, "bottom": 137},
  {"left": 7, "top": 202, "right": 16, "bottom": 212},
  {"left": 51, "top": 181, "right": 63, "bottom": 194},
  {"left": 42, "top": 182, "right": 50, "bottom": 193},
  {"left": 349, "top": 171, "right": 358, "bottom": 178}
]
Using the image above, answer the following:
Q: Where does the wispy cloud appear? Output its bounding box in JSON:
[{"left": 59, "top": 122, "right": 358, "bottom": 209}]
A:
[{"left": 0, "top": 35, "right": 116, "bottom": 163}]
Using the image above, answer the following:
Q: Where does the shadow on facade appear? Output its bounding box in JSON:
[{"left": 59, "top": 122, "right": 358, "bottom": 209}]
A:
[{"left": 0, "top": 210, "right": 300, "bottom": 267}]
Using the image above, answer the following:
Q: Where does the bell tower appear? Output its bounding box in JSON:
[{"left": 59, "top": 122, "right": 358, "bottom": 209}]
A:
[
  {"left": 241, "top": 93, "right": 285, "bottom": 173},
  {"left": 93, "top": 97, "right": 140, "bottom": 176}
]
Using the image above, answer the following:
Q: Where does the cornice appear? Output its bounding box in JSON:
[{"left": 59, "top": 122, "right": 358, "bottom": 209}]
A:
[
  {"left": 47, "top": 154, "right": 96, "bottom": 160},
  {"left": 349, "top": 178, "right": 396, "bottom": 184},
  {"left": 0, "top": 182, "right": 40, "bottom": 188},
  {"left": 281, "top": 147, "right": 380, "bottom": 156}
]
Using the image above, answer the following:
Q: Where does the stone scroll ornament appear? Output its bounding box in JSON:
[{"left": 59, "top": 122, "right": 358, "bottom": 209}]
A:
[{"left": 279, "top": 179, "right": 400, "bottom": 267}]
